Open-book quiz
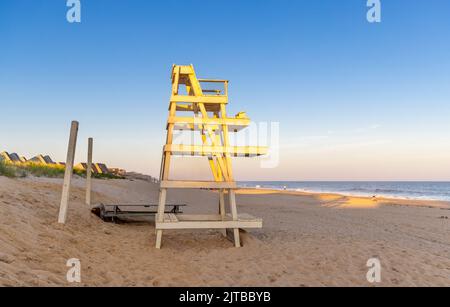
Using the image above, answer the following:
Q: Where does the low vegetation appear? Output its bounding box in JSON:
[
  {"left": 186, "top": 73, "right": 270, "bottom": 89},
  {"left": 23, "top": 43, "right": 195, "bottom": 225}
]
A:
[
  {"left": 0, "top": 161, "right": 19, "bottom": 178},
  {"left": 0, "top": 161, "right": 124, "bottom": 179}
]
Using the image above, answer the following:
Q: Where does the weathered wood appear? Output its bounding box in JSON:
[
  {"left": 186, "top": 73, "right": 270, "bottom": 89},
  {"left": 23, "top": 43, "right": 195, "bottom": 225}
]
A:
[
  {"left": 85, "top": 138, "right": 93, "bottom": 206},
  {"left": 156, "top": 219, "right": 262, "bottom": 230},
  {"left": 155, "top": 65, "right": 265, "bottom": 248},
  {"left": 155, "top": 188, "right": 167, "bottom": 249},
  {"left": 168, "top": 116, "right": 250, "bottom": 128},
  {"left": 177, "top": 214, "right": 223, "bottom": 221},
  {"left": 219, "top": 190, "right": 227, "bottom": 236},
  {"left": 164, "top": 144, "right": 268, "bottom": 157},
  {"left": 228, "top": 189, "right": 241, "bottom": 247},
  {"left": 155, "top": 100, "right": 178, "bottom": 248},
  {"left": 160, "top": 180, "right": 237, "bottom": 189},
  {"left": 196, "top": 102, "right": 230, "bottom": 181},
  {"left": 58, "top": 121, "right": 79, "bottom": 224},
  {"left": 164, "top": 213, "right": 179, "bottom": 223},
  {"left": 220, "top": 103, "right": 234, "bottom": 180}
]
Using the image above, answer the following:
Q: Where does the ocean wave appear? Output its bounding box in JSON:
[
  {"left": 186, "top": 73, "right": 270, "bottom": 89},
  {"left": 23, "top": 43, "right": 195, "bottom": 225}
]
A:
[{"left": 238, "top": 181, "right": 450, "bottom": 201}]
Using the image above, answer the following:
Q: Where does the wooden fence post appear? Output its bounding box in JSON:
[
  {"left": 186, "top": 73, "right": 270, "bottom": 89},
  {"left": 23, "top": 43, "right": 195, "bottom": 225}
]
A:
[
  {"left": 85, "top": 137, "right": 93, "bottom": 206},
  {"left": 58, "top": 121, "right": 79, "bottom": 224}
]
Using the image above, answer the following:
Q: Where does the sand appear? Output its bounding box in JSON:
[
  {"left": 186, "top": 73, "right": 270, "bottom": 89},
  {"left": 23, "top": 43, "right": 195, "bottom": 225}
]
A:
[{"left": 0, "top": 176, "right": 449, "bottom": 286}]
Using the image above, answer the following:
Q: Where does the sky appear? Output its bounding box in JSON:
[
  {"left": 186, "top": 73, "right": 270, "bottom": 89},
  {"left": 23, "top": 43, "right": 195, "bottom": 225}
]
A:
[{"left": 0, "top": 0, "right": 449, "bottom": 181}]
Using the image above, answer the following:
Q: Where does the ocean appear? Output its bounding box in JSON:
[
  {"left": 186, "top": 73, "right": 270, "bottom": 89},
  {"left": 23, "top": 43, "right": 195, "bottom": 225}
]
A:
[{"left": 238, "top": 181, "right": 450, "bottom": 201}]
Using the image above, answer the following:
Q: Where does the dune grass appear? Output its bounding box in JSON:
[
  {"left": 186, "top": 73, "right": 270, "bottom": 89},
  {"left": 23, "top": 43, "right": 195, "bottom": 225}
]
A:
[
  {"left": 0, "top": 161, "right": 19, "bottom": 178},
  {"left": 0, "top": 161, "right": 123, "bottom": 179},
  {"left": 16, "top": 163, "right": 84, "bottom": 178}
]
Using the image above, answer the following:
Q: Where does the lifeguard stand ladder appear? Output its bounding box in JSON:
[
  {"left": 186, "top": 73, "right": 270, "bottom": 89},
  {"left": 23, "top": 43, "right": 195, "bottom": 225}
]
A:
[{"left": 155, "top": 65, "right": 268, "bottom": 249}]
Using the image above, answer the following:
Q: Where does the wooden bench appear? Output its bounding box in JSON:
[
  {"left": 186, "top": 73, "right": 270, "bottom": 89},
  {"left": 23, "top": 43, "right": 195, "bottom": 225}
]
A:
[{"left": 92, "top": 203, "right": 186, "bottom": 223}]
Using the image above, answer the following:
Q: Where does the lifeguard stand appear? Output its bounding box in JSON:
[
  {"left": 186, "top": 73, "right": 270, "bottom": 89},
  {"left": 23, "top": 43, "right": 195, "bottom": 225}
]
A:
[{"left": 155, "top": 65, "right": 268, "bottom": 249}]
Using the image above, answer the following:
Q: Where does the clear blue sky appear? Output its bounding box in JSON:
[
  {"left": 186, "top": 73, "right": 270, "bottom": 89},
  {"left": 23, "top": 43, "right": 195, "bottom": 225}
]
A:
[{"left": 1, "top": 0, "right": 449, "bottom": 180}]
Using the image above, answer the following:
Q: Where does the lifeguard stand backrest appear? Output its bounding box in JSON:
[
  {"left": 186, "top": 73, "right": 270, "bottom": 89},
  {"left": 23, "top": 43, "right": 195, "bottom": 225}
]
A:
[{"left": 171, "top": 65, "right": 204, "bottom": 97}]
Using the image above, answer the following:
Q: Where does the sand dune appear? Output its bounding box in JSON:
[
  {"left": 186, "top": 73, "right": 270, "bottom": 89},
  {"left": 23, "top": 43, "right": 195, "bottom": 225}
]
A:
[{"left": 0, "top": 176, "right": 449, "bottom": 286}]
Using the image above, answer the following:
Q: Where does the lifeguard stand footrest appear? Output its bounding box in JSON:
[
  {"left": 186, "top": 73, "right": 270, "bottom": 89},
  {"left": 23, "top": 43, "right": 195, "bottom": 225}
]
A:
[{"left": 155, "top": 213, "right": 262, "bottom": 230}]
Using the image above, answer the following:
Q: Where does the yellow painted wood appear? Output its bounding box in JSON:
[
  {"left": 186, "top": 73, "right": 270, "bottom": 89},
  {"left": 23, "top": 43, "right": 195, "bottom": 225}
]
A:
[
  {"left": 156, "top": 219, "right": 262, "bottom": 230},
  {"left": 220, "top": 103, "right": 234, "bottom": 181},
  {"left": 164, "top": 144, "right": 268, "bottom": 156},
  {"left": 160, "top": 181, "right": 237, "bottom": 189},
  {"left": 170, "top": 95, "right": 228, "bottom": 104},
  {"left": 197, "top": 102, "right": 230, "bottom": 181},
  {"left": 167, "top": 116, "right": 251, "bottom": 127},
  {"left": 155, "top": 64, "right": 265, "bottom": 248}
]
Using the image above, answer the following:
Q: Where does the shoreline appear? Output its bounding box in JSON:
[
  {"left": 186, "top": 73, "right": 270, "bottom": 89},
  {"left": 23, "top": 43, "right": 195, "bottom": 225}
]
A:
[
  {"left": 237, "top": 182, "right": 450, "bottom": 203},
  {"left": 236, "top": 187, "right": 450, "bottom": 209}
]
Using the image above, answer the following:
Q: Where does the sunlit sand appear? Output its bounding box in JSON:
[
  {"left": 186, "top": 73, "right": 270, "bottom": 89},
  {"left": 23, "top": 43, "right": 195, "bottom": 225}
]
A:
[{"left": 1, "top": 176, "right": 448, "bottom": 286}]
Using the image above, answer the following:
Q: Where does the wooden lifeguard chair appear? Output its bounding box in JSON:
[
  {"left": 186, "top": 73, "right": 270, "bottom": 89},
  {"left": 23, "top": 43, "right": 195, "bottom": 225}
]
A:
[{"left": 155, "top": 64, "right": 268, "bottom": 249}]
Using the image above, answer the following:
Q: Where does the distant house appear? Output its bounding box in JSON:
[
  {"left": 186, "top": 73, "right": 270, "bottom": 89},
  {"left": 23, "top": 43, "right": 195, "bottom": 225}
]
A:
[
  {"left": 0, "top": 152, "right": 12, "bottom": 163},
  {"left": 94, "top": 163, "right": 110, "bottom": 174},
  {"left": 9, "top": 153, "right": 22, "bottom": 163},
  {"left": 43, "top": 155, "right": 55, "bottom": 164},
  {"left": 30, "top": 154, "right": 56, "bottom": 165},
  {"left": 75, "top": 163, "right": 99, "bottom": 174},
  {"left": 109, "top": 168, "right": 126, "bottom": 176},
  {"left": 1, "top": 151, "right": 58, "bottom": 165},
  {"left": 75, "top": 163, "right": 113, "bottom": 175},
  {"left": 1, "top": 152, "right": 29, "bottom": 164}
]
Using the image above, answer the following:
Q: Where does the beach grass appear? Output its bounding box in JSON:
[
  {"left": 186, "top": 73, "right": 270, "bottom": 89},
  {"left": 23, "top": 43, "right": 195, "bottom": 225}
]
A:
[
  {"left": 0, "top": 161, "right": 123, "bottom": 179},
  {"left": 0, "top": 161, "right": 19, "bottom": 178},
  {"left": 19, "top": 163, "right": 67, "bottom": 177}
]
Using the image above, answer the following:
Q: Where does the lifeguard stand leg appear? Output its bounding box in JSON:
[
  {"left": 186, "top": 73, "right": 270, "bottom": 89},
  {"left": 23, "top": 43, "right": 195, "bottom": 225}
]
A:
[
  {"left": 156, "top": 188, "right": 167, "bottom": 249},
  {"left": 219, "top": 189, "right": 227, "bottom": 237},
  {"left": 228, "top": 189, "right": 241, "bottom": 247},
  {"left": 155, "top": 99, "right": 176, "bottom": 248}
]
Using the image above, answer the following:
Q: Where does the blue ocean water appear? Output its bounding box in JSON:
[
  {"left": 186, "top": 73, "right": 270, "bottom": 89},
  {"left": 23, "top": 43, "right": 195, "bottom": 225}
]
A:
[{"left": 238, "top": 181, "right": 450, "bottom": 201}]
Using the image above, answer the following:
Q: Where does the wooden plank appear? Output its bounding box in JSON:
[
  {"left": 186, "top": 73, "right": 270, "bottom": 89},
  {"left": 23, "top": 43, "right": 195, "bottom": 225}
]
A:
[
  {"left": 155, "top": 188, "right": 167, "bottom": 249},
  {"left": 201, "top": 130, "right": 221, "bottom": 182},
  {"left": 220, "top": 103, "right": 234, "bottom": 180},
  {"left": 226, "top": 213, "right": 260, "bottom": 222},
  {"left": 156, "top": 219, "right": 262, "bottom": 230},
  {"left": 160, "top": 181, "right": 237, "bottom": 189},
  {"left": 219, "top": 190, "right": 227, "bottom": 237},
  {"left": 170, "top": 95, "right": 227, "bottom": 104},
  {"left": 229, "top": 189, "right": 240, "bottom": 247},
  {"left": 174, "top": 103, "right": 221, "bottom": 113},
  {"left": 197, "top": 102, "right": 230, "bottom": 181},
  {"left": 85, "top": 137, "right": 93, "bottom": 206},
  {"left": 164, "top": 213, "right": 178, "bottom": 222},
  {"left": 161, "top": 102, "right": 177, "bottom": 180},
  {"left": 168, "top": 116, "right": 250, "bottom": 128},
  {"left": 172, "top": 66, "right": 180, "bottom": 95},
  {"left": 58, "top": 121, "right": 79, "bottom": 224},
  {"left": 179, "top": 65, "right": 195, "bottom": 74},
  {"left": 177, "top": 214, "right": 223, "bottom": 221},
  {"left": 164, "top": 144, "right": 268, "bottom": 157},
  {"left": 198, "top": 79, "right": 229, "bottom": 83}
]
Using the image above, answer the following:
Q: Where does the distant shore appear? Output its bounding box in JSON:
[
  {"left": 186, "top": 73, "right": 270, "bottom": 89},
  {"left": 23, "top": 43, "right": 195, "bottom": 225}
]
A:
[{"left": 237, "top": 187, "right": 450, "bottom": 209}]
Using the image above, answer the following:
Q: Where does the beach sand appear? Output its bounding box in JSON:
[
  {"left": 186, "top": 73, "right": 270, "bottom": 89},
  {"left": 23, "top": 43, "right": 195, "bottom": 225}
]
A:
[{"left": 0, "top": 176, "right": 449, "bottom": 286}]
